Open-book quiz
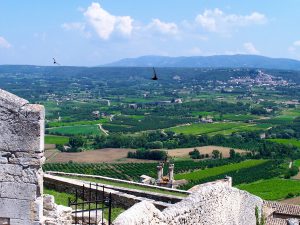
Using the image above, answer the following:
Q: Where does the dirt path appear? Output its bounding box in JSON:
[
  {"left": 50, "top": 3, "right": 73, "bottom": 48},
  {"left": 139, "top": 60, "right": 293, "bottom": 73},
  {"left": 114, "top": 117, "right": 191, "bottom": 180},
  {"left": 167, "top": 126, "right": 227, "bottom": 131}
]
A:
[
  {"left": 98, "top": 124, "right": 109, "bottom": 136},
  {"left": 45, "top": 149, "right": 60, "bottom": 161},
  {"left": 109, "top": 114, "right": 115, "bottom": 122}
]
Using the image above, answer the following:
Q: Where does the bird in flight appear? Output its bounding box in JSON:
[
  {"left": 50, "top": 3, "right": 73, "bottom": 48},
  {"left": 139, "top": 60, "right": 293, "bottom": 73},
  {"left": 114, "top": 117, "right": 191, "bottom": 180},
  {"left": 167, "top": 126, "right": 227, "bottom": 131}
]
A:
[
  {"left": 152, "top": 67, "right": 158, "bottom": 80},
  {"left": 53, "top": 58, "right": 61, "bottom": 66}
]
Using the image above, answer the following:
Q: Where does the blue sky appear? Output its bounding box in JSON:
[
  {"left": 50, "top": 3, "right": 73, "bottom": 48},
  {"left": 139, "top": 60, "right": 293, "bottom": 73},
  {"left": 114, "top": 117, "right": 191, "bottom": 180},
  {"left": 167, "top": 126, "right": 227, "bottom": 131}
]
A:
[{"left": 1, "top": 0, "right": 300, "bottom": 66}]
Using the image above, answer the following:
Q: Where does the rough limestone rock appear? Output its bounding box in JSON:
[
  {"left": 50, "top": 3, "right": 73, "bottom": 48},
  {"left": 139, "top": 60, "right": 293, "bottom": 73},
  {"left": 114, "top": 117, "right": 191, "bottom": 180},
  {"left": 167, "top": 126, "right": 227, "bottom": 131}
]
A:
[
  {"left": 43, "top": 195, "right": 73, "bottom": 225},
  {"left": 287, "top": 218, "right": 299, "bottom": 225},
  {"left": 0, "top": 89, "right": 45, "bottom": 225},
  {"left": 113, "top": 201, "right": 165, "bottom": 225},
  {"left": 113, "top": 180, "right": 263, "bottom": 225}
]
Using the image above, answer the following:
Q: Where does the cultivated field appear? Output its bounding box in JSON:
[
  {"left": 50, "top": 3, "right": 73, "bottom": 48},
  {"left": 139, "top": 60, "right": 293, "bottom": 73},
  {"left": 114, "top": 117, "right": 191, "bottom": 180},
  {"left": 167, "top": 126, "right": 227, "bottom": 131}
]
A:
[
  {"left": 280, "top": 196, "right": 300, "bottom": 205},
  {"left": 45, "top": 144, "right": 56, "bottom": 150},
  {"left": 167, "top": 122, "right": 267, "bottom": 135},
  {"left": 176, "top": 160, "right": 284, "bottom": 191},
  {"left": 237, "top": 178, "right": 300, "bottom": 200},
  {"left": 267, "top": 138, "right": 300, "bottom": 148},
  {"left": 44, "top": 157, "right": 244, "bottom": 181},
  {"left": 47, "top": 124, "right": 102, "bottom": 136},
  {"left": 175, "top": 159, "right": 266, "bottom": 181},
  {"left": 167, "top": 146, "right": 246, "bottom": 158},
  {"left": 45, "top": 148, "right": 158, "bottom": 163},
  {"left": 45, "top": 135, "right": 69, "bottom": 145},
  {"left": 46, "top": 145, "right": 247, "bottom": 163}
]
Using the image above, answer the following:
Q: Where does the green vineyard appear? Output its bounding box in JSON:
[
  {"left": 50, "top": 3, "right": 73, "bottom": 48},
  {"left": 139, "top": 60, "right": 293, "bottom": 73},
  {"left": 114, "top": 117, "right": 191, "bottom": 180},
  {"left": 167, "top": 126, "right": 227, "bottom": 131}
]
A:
[
  {"left": 178, "top": 160, "right": 284, "bottom": 190},
  {"left": 43, "top": 158, "right": 245, "bottom": 181}
]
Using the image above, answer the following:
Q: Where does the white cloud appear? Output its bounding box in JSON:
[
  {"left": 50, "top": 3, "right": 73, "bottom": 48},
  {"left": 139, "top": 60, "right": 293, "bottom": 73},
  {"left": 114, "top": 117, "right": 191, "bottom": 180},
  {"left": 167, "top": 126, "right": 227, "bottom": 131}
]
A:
[
  {"left": 61, "top": 22, "right": 91, "bottom": 38},
  {"left": 243, "top": 42, "right": 260, "bottom": 54},
  {"left": 116, "top": 16, "right": 133, "bottom": 36},
  {"left": 84, "top": 2, "right": 133, "bottom": 40},
  {"left": 0, "top": 36, "right": 11, "bottom": 48},
  {"left": 62, "top": 22, "right": 85, "bottom": 31},
  {"left": 148, "top": 19, "right": 178, "bottom": 34},
  {"left": 244, "top": 12, "right": 267, "bottom": 24},
  {"left": 195, "top": 8, "right": 222, "bottom": 32},
  {"left": 195, "top": 8, "right": 267, "bottom": 33},
  {"left": 293, "top": 40, "right": 300, "bottom": 47}
]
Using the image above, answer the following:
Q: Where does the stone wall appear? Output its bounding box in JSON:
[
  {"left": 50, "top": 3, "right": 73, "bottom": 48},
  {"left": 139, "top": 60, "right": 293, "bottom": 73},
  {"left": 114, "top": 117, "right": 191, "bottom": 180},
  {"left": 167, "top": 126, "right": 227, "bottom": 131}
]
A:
[
  {"left": 46, "top": 171, "right": 190, "bottom": 195},
  {"left": 0, "top": 89, "right": 45, "bottom": 225},
  {"left": 44, "top": 174, "right": 174, "bottom": 210},
  {"left": 113, "top": 179, "right": 264, "bottom": 225}
]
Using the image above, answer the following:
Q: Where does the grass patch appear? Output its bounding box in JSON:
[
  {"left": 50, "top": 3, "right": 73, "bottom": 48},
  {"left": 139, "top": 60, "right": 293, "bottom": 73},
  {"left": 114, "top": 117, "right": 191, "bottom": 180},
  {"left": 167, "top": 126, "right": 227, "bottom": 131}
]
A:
[
  {"left": 47, "top": 125, "right": 102, "bottom": 136},
  {"left": 256, "top": 116, "right": 294, "bottom": 125},
  {"left": 44, "top": 187, "right": 74, "bottom": 206},
  {"left": 45, "top": 135, "right": 69, "bottom": 145},
  {"left": 222, "top": 114, "right": 259, "bottom": 122},
  {"left": 280, "top": 109, "right": 300, "bottom": 118},
  {"left": 44, "top": 187, "right": 125, "bottom": 221},
  {"left": 208, "top": 124, "right": 268, "bottom": 136},
  {"left": 48, "top": 119, "right": 109, "bottom": 128},
  {"left": 237, "top": 178, "right": 300, "bottom": 200},
  {"left": 294, "top": 159, "right": 300, "bottom": 167},
  {"left": 267, "top": 138, "right": 300, "bottom": 148},
  {"left": 168, "top": 122, "right": 246, "bottom": 135}
]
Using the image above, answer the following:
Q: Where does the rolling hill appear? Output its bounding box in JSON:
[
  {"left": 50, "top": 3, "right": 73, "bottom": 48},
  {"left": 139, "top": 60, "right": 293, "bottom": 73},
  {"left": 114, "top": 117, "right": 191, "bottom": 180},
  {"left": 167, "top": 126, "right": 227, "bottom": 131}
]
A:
[{"left": 104, "top": 54, "right": 300, "bottom": 70}]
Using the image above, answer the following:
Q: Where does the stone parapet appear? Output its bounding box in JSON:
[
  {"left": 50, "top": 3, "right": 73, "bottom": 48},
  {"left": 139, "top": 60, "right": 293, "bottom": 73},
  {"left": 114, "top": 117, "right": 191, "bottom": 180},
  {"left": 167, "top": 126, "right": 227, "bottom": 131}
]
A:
[{"left": 44, "top": 174, "right": 175, "bottom": 210}]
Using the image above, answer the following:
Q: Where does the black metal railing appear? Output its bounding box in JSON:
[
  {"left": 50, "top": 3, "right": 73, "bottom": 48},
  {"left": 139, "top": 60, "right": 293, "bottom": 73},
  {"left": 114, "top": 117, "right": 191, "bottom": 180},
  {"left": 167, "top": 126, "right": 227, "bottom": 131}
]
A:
[{"left": 68, "top": 183, "right": 112, "bottom": 225}]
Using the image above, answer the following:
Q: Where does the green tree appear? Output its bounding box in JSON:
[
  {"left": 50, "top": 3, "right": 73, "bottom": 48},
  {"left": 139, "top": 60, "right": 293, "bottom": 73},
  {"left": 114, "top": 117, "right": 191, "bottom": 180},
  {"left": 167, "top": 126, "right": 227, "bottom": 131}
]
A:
[
  {"left": 189, "top": 149, "right": 201, "bottom": 159},
  {"left": 229, "top": 149, "right": 236, "bottom": 159},
  {"left": 212, "top": 150, "right": 220, "bottom": 159},
  {"left": 69, "top": 136, "right": 85, "bottom": 150},
  {"left": 56, "top": 144, "right": 64, "bottom": 152}
]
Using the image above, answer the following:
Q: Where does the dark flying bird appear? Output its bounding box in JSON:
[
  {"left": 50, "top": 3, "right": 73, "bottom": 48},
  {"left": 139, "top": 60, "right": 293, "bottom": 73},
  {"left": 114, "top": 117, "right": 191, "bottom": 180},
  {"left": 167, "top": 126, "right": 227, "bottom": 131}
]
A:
[
  {"left": 53, "top": 58, "right": 61, "bottom": 66},
  {"left": 152, "top": 67, "right": 158, "bottom": 80}
]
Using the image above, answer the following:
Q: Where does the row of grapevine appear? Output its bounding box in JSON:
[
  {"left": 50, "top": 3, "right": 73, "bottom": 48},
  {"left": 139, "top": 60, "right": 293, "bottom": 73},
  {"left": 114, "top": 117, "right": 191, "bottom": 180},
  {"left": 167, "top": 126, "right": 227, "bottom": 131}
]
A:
[
  {"left": 179, "top": 160, "right": 284, "bottom": 190},
  {"left": 43, "top": 158, "right": 245, "bottom": 181}
]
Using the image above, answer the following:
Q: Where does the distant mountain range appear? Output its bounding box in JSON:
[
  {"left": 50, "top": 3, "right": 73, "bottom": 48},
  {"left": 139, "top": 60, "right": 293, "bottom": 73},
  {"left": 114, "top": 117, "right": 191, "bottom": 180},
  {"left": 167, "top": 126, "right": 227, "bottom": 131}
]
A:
[{"left": 104, "top": 54, "right": 300, "bottom": 70}]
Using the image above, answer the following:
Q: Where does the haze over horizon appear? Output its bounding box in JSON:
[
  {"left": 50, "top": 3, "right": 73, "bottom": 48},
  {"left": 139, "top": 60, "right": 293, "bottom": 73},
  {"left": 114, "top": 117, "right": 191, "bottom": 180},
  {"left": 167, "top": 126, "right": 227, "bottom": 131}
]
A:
[{"left": 1, "top": 1, "right": 300, "bottom": 66}]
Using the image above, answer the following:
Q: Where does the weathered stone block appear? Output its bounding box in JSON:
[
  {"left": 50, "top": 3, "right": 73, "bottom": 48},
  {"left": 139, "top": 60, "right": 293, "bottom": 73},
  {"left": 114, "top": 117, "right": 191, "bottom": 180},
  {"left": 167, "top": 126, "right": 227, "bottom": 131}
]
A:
[
  {"left": 0, "top": 164, "right": 23, "bottom": 182},
  {"left": 0, "top": 218, "right": 10, "bottom": 225},
  {"left": 0, "top": 182, "right": 37, "bottom": 200},
  {"left": 287, "top": 218, "right": 299, "bottom": 225},
  {"left": 9, "top": 218, "right": 41, "bottom": 225},
  {"left": 0, "top": 198, "right": 33, "bottom": 219},
  {"left": 0, "top": 89, "right": 44, "bottom": 154},
  {"left": 0, "top": 156, "right": 8, "bottom": 164},
  {"left": 43, "top": 195, "right": 56, "bottom": 211}
]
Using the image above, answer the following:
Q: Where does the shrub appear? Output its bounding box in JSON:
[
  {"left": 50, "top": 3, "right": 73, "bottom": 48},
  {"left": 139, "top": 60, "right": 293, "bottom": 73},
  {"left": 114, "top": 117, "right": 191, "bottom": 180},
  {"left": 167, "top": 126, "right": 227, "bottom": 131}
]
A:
[
  {"left": 127, "top": 150, "right": 168, "bottom": 160},
  {"left": 189, "top": 149, "right": 201, "bottom": 159},
  {"left": 286, "top": 193, "right": 295, "bottom": 199},
  {"left": 284, "top": 165, "right": 299, "bottom": 179}
]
